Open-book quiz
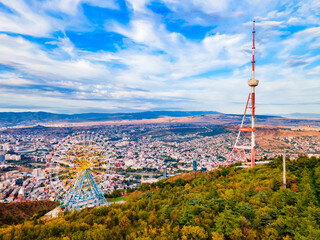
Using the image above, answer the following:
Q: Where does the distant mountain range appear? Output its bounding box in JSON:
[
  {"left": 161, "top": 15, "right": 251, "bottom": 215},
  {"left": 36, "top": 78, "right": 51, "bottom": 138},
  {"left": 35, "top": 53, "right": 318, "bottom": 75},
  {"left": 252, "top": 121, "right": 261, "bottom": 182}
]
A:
[
  {"left": 0, "top": 111, "right": 319, "bottom": 128},
  {"left": 0, "top": 111, "right": 221, "bottom": 127},
  {"left": 282, "top": 113, "right": 320, "bottom": 118}
]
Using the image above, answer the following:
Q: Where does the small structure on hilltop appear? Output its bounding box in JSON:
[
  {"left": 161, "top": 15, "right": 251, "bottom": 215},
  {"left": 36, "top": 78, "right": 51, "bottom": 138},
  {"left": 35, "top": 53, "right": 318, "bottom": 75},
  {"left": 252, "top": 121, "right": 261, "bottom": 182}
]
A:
[{"left": 163, "top": 164, "right": 167, "bottom": 178}]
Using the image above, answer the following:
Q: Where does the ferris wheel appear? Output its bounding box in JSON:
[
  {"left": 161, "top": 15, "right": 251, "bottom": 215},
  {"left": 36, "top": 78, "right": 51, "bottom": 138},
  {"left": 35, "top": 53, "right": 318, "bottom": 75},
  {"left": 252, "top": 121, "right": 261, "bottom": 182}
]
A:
[{"left": 45, "top": 131, "right": 118, "bottom": 211}]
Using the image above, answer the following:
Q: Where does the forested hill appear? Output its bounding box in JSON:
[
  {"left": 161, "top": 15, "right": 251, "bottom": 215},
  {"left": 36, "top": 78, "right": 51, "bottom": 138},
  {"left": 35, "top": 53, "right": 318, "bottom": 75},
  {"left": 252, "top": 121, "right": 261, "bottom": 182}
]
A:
[{"left": 1, "top": 156, "right": 320, "bottom": 240}]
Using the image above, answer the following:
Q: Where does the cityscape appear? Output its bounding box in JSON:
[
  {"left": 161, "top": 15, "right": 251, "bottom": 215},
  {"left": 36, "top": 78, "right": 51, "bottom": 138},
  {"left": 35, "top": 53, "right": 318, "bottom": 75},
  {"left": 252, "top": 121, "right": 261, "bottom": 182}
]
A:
[{"left": 1, "top": 123, "right": 319, "bottom": 203}]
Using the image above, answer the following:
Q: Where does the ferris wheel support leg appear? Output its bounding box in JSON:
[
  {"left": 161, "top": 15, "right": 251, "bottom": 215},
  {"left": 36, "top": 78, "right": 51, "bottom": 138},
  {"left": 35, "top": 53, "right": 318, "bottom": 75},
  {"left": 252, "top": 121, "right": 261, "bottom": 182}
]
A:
[
  {"left": 64, "top": 173, "right": 81, "bottom": 203},
  {"left": 74, "top": 170, "right": 86, "bottom": 210},
  {"left": 63, "top": 172, "right": 81, "bottom": 209},
  {"left": 87, "top": 169, "right": 108, "bottom": 206}
]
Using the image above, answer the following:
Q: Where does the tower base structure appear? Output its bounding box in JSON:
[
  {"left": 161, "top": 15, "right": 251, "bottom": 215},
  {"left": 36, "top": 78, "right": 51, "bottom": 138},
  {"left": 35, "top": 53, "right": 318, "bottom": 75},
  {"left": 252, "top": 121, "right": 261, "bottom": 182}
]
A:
[
  {"left": 60, "top": 169, "right": 108, "bottom": 211},
  {"left": 224, "top": 86, "right": 257, "bottom": 168}
]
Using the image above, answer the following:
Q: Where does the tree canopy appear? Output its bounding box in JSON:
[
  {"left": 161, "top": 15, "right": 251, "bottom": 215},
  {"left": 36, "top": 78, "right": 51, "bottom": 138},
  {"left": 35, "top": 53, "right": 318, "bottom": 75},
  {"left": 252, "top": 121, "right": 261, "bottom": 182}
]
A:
[{"left": 1, "top": 155, "right": 320, "bottom": 240}]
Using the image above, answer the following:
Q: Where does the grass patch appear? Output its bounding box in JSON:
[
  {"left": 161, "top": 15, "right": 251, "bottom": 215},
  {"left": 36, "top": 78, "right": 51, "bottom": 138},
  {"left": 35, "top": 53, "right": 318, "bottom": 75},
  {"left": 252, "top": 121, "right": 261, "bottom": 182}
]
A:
[{"left": 107, "top": 197, "right": 125, "bottom": 202}]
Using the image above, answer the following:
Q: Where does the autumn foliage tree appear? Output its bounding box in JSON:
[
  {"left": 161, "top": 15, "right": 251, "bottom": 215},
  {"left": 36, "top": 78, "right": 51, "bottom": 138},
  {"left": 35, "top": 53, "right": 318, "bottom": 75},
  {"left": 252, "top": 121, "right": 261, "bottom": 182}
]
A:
[{"left": 1, "top": 156, "right": 320, "bottom": 239}]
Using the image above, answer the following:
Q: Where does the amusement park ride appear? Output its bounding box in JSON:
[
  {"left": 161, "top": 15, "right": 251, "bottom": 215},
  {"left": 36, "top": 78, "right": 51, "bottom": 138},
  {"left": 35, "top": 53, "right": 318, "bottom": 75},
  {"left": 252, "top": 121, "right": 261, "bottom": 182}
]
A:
[
  {"left": 224, "top": 20, "right": 259, "bottom": 168},
  {"left": 46, "top": 132, "right": 118, "bottom": 211}
]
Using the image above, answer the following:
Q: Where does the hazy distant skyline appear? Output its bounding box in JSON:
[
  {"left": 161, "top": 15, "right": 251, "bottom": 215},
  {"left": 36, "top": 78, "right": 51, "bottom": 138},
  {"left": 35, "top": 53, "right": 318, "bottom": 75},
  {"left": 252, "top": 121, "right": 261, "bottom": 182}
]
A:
[{"left": 0, "top": 0, "right": 319, "bottom": 114}]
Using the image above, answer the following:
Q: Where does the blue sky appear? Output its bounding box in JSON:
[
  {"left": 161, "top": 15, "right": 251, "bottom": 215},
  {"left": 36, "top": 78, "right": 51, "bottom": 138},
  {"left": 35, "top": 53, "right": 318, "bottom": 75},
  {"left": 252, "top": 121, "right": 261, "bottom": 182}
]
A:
[{"left": 0, "top": 0, "right": 319, "bottom": 114}]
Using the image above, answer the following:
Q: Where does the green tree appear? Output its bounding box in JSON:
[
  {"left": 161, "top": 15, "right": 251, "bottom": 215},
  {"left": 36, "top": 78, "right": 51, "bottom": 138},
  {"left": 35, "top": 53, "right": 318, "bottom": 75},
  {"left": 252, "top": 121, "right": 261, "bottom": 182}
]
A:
[{"left": 215, "top": 209, "right": 239, "bottom": 236}]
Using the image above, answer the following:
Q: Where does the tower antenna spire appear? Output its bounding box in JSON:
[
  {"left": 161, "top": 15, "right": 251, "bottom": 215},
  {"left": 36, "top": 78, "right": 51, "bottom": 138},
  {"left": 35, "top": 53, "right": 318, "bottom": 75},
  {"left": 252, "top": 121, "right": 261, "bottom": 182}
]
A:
[
  {"left": 224, "top": 20, "right": 259, "bottom": 168},
  {"left": 252, "top": 19, "right": 255, "bottom": 81}
]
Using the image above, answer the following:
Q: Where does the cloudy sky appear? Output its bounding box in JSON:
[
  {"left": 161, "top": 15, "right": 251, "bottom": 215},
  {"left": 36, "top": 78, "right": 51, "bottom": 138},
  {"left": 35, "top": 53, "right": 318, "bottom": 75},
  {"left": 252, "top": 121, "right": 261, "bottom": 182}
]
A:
[{"left": 0, "top": 0, "right": 319, "bottom": 114}]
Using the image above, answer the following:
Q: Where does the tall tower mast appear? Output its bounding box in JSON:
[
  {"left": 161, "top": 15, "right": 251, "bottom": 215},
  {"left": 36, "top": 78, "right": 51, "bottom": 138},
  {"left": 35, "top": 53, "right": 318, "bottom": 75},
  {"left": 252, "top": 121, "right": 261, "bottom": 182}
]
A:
[
  {"left": 283, "top": 154, "right": 286, "bottom": 188},
  {"left": 224, "top": 20, "right": 259, "bottom": 168}
]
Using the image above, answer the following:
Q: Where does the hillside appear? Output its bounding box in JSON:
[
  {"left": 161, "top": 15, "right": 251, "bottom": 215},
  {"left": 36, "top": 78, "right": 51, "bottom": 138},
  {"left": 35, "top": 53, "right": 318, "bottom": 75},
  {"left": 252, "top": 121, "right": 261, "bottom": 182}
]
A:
[
  {"left": 0, "top": 200, "right": 58, "bottom": 225},
  {"left": 254, "top": 127, "right": 320, "bottom": 152},
  {"left": 1, "top": 156, "right": 320, "bottom": 239}
]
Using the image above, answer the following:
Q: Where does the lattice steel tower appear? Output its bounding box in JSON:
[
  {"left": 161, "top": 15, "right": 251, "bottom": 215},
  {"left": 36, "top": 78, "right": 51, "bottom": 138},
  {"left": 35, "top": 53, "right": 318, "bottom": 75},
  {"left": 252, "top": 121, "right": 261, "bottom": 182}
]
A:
[{"left": 224, "top": 20, "right": 259, "bottom": 168}]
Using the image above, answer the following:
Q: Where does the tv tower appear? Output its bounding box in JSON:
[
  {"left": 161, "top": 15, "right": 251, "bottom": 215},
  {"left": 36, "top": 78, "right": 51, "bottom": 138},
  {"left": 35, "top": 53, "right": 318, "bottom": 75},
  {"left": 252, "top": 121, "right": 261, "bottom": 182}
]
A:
[{"left": 224, "top": 20, "right": 259, "bottom": 168}]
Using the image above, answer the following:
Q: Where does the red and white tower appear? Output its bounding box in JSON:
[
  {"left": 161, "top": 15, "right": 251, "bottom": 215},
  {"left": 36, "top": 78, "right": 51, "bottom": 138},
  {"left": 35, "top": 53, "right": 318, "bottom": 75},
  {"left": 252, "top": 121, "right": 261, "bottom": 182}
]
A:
[{"left": 224, "top": 20, "right": 259, "bottom": 168}]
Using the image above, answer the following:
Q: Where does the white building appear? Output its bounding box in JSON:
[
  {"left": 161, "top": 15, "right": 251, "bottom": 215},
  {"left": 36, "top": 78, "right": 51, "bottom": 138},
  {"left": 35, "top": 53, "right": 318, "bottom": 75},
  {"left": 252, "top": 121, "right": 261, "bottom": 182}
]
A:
[
  {"left": 33, "top": 168, "right": 41, "bottom": 177},
  {"left": 5, "top": 154, "right": 21, "bottom": 161}
]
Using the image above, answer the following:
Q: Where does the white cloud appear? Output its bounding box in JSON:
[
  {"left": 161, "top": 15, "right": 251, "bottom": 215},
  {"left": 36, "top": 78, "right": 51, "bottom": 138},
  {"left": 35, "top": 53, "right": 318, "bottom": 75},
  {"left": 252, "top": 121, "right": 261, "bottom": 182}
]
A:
[
  {"left": 113, "top": 19, "right": 165, "bottom": 49},
  {"left": 0, "top": 34, "right": 108, "bottom": 81},
  {"left": 250, "top": 21, "right": 284, "bottom": 28},
  {"left": 287, "top": 17, "right": 299, "bottom": 25},
  {"left": 0, "top": 0, "right": 118, "bottom": 38},
  {"left": 162, "top": 0, "right": 231, "bottom": 14},
  {"left": 0, "top": 72, "right": 34, "bottom": 86},
  {"left": 43, "top": 0, "right": 118, "bottom": 15},
  {"left": 0, "top": 0, "right": 319, "bottom": 114},
  {"left": 126, "top": 0, "right": 151, "bottom": 13},
  {"left": 0, "top": 0, "right": 54, "bottom": 36},
  {"left": 110, "top": 15, "right": 248, "bottom": 82},
  {"left": 295, "top": 27, "right": 320, "bottom": 39},
  {"left": 189, "top": 0, "right": 231, "bottom": 14}
]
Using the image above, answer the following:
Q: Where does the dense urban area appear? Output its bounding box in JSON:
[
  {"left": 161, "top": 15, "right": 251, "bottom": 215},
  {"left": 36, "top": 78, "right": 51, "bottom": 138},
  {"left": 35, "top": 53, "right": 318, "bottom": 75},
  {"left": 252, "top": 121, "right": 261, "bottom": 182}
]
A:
[{"left": 1, "top": 123, "right": 319, "bottom": 203}]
